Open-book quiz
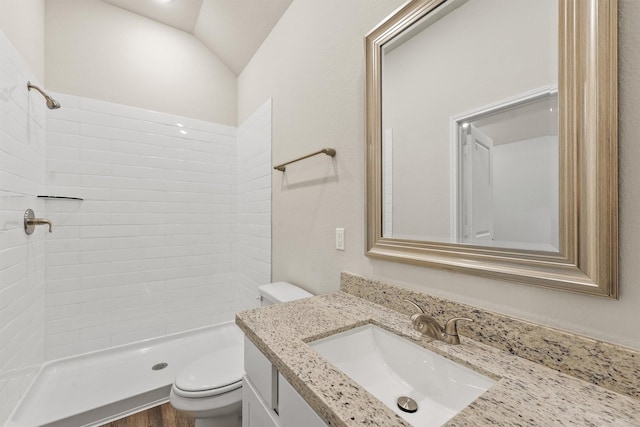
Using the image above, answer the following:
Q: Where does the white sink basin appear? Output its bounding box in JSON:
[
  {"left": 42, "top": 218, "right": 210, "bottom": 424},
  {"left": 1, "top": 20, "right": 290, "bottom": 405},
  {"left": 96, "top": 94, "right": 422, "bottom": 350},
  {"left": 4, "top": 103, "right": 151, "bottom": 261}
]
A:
[{"left": 310, "top": 324, "right": 495, "bottom": 427}]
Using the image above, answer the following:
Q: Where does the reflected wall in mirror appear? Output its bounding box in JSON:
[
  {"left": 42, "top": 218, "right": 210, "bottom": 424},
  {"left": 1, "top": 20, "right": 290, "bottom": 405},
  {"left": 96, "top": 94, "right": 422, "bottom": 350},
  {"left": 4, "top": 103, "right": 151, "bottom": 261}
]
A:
[
  {"left": 381, "top": 0, "right": 559, "bottom": 253},
  {"left": 366, "top": 0, "right": 618, "bottom": 297}
]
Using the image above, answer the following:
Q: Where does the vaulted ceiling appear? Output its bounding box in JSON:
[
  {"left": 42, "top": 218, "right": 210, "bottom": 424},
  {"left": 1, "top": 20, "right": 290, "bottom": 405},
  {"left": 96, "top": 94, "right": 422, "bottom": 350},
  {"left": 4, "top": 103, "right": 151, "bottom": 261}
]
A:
[{"left": 102, "top": 0, "right": 293, "bottom": 75}]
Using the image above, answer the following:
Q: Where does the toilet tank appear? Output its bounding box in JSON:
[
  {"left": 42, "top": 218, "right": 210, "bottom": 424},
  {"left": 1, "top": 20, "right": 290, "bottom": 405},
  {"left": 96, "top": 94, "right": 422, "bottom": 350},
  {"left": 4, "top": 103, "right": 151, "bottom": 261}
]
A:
[{"left": 258, "top": 282, "right": 313, "bottom": 306}]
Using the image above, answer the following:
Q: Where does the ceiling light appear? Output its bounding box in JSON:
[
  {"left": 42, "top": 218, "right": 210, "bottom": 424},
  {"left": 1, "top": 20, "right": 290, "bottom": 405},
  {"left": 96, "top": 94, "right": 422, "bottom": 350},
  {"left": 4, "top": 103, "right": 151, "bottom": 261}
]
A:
[{"left": 155, "top": 0, "right": 174, "bottom": 4}]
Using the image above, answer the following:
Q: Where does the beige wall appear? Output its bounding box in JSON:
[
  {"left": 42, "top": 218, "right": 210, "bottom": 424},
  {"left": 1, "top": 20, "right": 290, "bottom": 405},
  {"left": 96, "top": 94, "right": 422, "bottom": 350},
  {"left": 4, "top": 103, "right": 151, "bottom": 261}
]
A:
[
  {"left": 0, "top": 0, "right": 45, "bottom": 81},
  {"left": 45, "top": 0, "right": 237, "bottom": 125},
  {"left": 238, "top": 0, "right": 640, "bottom": 351}
]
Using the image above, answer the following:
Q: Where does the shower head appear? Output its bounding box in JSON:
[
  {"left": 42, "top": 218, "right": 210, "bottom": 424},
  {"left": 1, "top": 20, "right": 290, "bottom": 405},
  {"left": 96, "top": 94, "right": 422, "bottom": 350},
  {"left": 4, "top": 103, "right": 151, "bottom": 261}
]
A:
[
  {"left": 45, "top": 96, "right": 61, "bottom": 110},
  {"left": 27, "top": 81, "right": 61, "bottom": 110}
]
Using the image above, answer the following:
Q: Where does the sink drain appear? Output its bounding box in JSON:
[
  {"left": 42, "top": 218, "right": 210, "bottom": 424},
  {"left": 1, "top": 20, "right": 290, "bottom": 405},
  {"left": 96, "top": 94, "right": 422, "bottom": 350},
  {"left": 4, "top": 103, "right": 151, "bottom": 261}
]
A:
[
  {"left": 397, "top": 396, "right": 418, "bottom": 413},
  {"left": 151, "top": 362, "right": 168, "bottom": 371}
]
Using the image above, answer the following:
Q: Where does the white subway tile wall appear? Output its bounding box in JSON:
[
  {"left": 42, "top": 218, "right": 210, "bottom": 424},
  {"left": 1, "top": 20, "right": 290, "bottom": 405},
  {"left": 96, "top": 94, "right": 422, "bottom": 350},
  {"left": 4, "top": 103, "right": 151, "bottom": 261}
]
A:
[
  {"left": 236, "top": 100, "right": 272, "bottom": 308},
  {"left": 0, "top": 30, "right": 47, "bottom": 426},
  {"left": 43, "top": 93, "right": 270, "bottom": 359}
]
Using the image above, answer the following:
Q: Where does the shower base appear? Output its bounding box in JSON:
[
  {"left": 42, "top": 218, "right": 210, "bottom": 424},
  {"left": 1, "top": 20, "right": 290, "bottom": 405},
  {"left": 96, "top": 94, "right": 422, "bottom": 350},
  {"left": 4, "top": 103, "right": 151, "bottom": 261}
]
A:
[{"left": 6, "top": 321, "right": 242, "bottom": 427}]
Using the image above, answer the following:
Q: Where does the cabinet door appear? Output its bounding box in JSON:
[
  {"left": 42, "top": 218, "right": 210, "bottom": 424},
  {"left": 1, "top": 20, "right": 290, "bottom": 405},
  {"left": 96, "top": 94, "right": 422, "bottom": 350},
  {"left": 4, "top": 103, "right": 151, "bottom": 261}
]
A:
[
  {"left": 244, "top": 337, "right": 277, "bottom": 408},
  {"left": 242, "top": 376, "right": 280, "bottom": 427},
  {"left": 278, "top": 374, "right": 327, "bottom": 427}
]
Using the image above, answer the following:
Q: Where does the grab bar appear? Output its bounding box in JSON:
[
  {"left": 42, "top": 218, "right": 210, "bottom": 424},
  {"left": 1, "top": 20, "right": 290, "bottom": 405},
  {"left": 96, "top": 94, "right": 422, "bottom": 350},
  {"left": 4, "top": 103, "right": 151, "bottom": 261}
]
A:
[{"left": 273, "top": 148, "right": 336, "bottom": 172}]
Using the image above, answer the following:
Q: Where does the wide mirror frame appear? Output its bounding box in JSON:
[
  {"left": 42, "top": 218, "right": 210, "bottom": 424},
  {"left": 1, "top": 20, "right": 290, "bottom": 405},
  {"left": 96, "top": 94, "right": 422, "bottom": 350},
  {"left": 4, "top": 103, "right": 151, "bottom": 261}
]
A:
[{"left": 365, "top": 0, "right": 618, "bottom": 297}]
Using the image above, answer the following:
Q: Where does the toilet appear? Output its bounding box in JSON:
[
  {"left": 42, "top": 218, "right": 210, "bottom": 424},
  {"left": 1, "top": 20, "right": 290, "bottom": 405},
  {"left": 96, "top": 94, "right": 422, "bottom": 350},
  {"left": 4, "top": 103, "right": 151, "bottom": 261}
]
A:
[{"left": 169, "top": 282, "right": 313, "bottom": 427}]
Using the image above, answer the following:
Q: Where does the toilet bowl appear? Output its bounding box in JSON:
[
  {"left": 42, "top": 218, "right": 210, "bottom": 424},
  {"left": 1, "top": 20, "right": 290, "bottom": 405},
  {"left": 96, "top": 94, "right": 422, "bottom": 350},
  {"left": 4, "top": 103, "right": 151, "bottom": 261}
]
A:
[
  {"left": 169, "top": 386, "right": 242, "bottom": 427},
  {"left": 169, "top": 282, "right": 312, "bottom": 426},
  {"left": 169, "top": 329, "right": 244, "bottom": 427}
]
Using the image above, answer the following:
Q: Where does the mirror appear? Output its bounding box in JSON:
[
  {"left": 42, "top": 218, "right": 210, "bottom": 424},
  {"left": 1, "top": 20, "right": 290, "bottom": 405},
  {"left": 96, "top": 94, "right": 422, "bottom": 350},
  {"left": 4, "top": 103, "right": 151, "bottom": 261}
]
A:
[{"left": 366, "top": 0, "right": 618, "bottom": 297}]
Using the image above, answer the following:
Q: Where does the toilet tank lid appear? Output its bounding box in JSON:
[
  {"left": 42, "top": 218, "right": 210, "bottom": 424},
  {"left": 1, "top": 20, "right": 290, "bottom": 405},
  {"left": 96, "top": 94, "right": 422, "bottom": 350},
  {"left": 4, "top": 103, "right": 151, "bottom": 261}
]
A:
[{"left": 258, "top": 281, "right": 313, "bottom": 302}]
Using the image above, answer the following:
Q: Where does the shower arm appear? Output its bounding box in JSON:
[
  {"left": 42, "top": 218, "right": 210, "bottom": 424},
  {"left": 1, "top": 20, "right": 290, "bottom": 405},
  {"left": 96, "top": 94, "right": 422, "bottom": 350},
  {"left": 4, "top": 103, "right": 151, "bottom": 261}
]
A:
[
  {"left": 27, "top": 81, "right": 61, "bottom": 109},
  {"left": 27, "top": 81, "right": 51, "bottom": 100}
]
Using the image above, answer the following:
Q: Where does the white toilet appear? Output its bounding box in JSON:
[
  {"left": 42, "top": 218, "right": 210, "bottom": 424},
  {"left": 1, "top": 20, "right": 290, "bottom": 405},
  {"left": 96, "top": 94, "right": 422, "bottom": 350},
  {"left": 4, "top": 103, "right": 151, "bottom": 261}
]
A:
[{"left": 169, "top": 282, "right": 313, "bottom": 427}]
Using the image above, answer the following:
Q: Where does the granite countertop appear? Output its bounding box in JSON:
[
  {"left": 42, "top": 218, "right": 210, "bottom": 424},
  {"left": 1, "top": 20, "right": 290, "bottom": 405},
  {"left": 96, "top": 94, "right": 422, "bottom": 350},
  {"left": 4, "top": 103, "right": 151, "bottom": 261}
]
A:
[{"left": 235, "top": 292, "right": 640, "bottom": 426}]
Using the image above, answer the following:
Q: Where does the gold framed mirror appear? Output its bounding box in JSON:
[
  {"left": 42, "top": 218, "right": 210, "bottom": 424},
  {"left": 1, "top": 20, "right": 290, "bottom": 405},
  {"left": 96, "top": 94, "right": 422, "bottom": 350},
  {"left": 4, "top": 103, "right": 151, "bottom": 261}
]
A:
[{"left": 365, "top": 0, "right": 618, "bottom": 297}]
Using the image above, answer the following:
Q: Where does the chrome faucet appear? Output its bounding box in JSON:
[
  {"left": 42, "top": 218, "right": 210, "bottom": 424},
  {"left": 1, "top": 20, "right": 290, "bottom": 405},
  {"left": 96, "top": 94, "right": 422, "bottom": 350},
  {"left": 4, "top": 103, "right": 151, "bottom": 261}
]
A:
[{"left": 404, "top": 300, "right": 473, "bottom": 345}]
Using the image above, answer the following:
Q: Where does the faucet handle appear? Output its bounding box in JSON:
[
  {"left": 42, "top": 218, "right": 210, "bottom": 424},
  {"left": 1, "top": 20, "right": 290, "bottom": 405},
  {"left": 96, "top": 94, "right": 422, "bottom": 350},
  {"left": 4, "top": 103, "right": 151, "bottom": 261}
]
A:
[
  {"left": 444, "top": 317, "right": 473, "bottom": 336},
  {"left": 403, "top": 299, "right": 425, "bottom": 314},
  {"left": 442, "top": 317, "right": 473, "bottom": 345}
]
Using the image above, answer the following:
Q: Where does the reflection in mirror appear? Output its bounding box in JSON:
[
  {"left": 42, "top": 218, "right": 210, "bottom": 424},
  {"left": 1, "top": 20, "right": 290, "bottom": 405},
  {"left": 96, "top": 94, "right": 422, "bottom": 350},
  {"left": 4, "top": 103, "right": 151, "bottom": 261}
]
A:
[
  {"left": 455, "top": 91, "right": 558, "bottom": 251},
  {"left": 381, "top": 0, "right": 559, "bottom": 252},
  {"left": 366, "top": 0, "right": 618, "bottom": 297}
]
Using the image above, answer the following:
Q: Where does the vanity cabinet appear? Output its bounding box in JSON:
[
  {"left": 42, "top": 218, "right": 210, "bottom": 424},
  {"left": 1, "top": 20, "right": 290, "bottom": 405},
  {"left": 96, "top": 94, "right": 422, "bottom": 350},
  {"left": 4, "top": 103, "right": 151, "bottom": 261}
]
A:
[
  {"left": 277, "top": 372, "right": 326, "bottom": 427},
  {"left": 243, "top": 337, "right": 327, "bottom": 427},
  {"left": 242, "top": 377, "right": 279, "bottom": 427}
]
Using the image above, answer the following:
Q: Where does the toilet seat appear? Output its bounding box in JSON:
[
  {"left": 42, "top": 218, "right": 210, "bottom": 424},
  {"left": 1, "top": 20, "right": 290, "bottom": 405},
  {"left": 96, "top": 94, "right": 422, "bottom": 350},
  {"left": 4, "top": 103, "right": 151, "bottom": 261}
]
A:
[
  {"left": 172, "top": 378, "right": 242, "bottom": 398},
  {"left": 172, "top": 346, "right": 244, "bottom": 398}
]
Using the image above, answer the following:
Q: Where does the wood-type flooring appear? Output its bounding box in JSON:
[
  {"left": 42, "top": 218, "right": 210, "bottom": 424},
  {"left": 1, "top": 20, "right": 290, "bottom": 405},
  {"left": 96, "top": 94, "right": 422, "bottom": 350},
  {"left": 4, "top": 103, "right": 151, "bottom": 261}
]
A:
[{"left": 99, "top": 403, "right": 195, "bottom": 427}]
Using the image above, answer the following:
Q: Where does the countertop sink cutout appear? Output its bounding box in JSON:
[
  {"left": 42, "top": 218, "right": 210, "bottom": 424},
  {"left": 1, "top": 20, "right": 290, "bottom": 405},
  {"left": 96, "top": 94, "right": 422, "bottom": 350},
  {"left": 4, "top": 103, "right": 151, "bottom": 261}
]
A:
[{"left": 310, "top": 324, "right": 496, "bottom": 427}]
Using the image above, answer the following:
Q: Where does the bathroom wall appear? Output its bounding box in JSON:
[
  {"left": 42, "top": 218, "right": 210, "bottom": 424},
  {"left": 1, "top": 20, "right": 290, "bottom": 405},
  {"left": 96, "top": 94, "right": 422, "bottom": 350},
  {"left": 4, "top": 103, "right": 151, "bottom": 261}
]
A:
[
  {"left": 43, "top": 94, "right": 242, "bottom": 359},
  {"left": 238, "top": 0, "right": 640, "bottom": 350},
  {"left": 44, "top": 0, "right": 237, "bottom": 125},
  {"left": 0, "top": 0, "right": 45, "bottom": 82},
  {"left": 236, "top": 99, "right": 272, "bottom": 309},
  {"left": 0, "top": 29, "right": 46, "bottom": 427},
  {"left": 492, "top": 136, "right": 559, "bottom": 249}
]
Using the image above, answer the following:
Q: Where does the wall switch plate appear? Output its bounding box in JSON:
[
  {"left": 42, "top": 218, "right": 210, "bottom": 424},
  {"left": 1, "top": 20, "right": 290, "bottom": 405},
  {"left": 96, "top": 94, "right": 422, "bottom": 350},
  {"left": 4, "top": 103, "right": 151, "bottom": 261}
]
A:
[{"left": 335, "top": 228, "right": 345, "bottom": 250}]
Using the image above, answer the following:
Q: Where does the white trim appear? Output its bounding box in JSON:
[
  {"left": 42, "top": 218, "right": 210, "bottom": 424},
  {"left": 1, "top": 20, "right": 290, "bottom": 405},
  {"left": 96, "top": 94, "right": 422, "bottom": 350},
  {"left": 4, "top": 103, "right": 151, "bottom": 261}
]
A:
[
  {"left": 451, "top": 85, "right": 558, "bottom": 124},
  {"left": 383, "top": 128, "right": 394, "bottom": 237}
]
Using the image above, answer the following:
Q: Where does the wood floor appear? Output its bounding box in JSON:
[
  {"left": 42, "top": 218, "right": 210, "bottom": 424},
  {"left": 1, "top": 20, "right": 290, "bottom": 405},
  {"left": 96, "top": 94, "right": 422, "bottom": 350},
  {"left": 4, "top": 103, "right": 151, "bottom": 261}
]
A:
[{"left": 99, "top": 403, "right": 195, "bottom": 427}]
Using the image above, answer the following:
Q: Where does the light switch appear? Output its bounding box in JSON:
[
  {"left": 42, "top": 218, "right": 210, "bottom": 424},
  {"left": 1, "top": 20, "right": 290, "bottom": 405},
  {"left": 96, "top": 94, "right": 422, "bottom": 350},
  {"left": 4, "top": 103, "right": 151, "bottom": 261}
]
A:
[{"left": 336, "top": 228, "right": 345, "bottom": 250}]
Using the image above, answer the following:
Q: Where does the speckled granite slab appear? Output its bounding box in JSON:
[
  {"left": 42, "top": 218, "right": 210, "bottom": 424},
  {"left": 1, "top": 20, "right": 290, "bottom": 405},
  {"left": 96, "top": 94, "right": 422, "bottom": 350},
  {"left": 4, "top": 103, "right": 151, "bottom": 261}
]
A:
[
  {"left": 340, "top": 272, "right": 640, "bottom": 400},
  {"left": 236, "top": 291, "right": 640, "bottom": 426}
]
